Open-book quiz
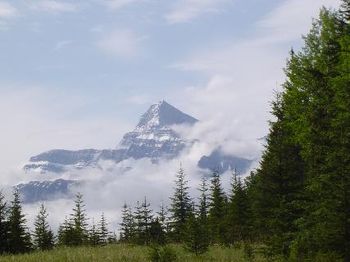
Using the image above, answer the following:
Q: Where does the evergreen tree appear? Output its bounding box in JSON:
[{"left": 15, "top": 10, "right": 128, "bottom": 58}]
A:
[
  {"left": 340, "top": 0, "right": 350, "bottom": 22},
  {"left": 184, "top": 213, "right": 209, "bottom": 255},
  {"left": 226, "top": 171, "right": 250, "bottom": 244},
  {"left": 208, "top": 172, "right": 227, "bottom": 244},
  {"left": 169, "top": 167, "right": 192, "bottom": 242},
  {"left": 69, "top": 193, "right": 89, "bottom": 246},
  {"left": 119, "top": 203, "right": 135, "bottom": 243},
  {"left": 157, "top": 202, "right": 169, "bottom": 235},
  {"left": 149, "top": 218, "right": 166, "bottom": 245},
  {"left": 57, "top": 217, "right": 74, "bottom": 246},
  {"left": 99, "top": 213, "right": 109, "bottom": 245},
  {"left": 32, "top": 204, "right": 54, "bottom": 250},
  {"left": 197, "top": 176, "right": 209, "bottom": 223},
  {"left": 7, "top": 190, "right": 31, "bottom": 254},
  {"left": 134, "top": 198, "right": 153, "bottom": 245},
  {"left": 88, "top": 219, "right": 101, "bottom": 246},
  {"left": 0, "top": 191, "right": 9, "bottom": 254},
  {"left": 252, "top": 94, "right": 305, "bottom": 258}
]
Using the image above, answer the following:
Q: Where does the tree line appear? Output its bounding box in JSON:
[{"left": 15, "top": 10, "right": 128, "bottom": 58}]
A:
[{"left": 0, "top": 1, "right": 349, "bottom": 260}]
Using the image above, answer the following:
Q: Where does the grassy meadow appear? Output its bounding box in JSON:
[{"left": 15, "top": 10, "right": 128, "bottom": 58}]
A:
[{"left": 0, "top": 244, "right": 268, "bottom": 262}]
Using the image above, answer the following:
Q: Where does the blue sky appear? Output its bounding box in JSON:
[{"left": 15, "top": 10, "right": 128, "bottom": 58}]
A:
[{"left": 0, "top": 0, "right": 341, "bottom": 177}]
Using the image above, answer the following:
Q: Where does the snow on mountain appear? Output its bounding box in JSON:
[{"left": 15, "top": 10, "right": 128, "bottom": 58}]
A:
[
  {"left": 23, "top": 101, "right": 198, "bottom": 174},
  {"left": 19, "top": 101, "right": 254, "bottom": 203}
]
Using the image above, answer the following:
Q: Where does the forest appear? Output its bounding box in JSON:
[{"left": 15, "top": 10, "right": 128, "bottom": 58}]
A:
[{"left": 0, "top": 1, "right": 350, "bottom": 261}]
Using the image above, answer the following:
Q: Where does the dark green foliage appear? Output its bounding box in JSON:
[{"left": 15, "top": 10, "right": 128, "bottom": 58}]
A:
[
  {"left": 149, "top": 218, "right": 166, "bottom": 245},
  {"left": 32, "top": 204, "right": 54, "bottom": 250},
  {"left": 340, "top": 0, "right": 350, "bottom": 22},
  {"left": 58, "top": 193, "right": 89, "bottom": 246},
  {"left": 226, "top": 172, "right": 250, "bottom": 245},
  {"left": 184, "top": 214, "right": 209, "bottom": 255},
  {"left": 7, "top": 190, "right": 32, "bottom": 254},
  {"left": 119, "top": 203, "right": 135, "bottom": 243},
  {"left": 88, "top": 220, "right": 101, "bottom": 246},
  {"left": 208, "top": 172, "right": 227, "bottom": 244},
  {"left": 134, "top": 198, "right": 153, "bottom": 245},
  {"left": 197, "top": 176, "right": 209, "bottom": 223},
  {"left": 0, "top": 191, "right": 9, "bottom": 254},
  {"left": 99, "top": 213, "right": 109, "bottom": 245},
  {"left": 169, "top": 167, "right": 192, "bottom": 242},
  {"left": 148, "top": 245, "right": 177, "bottom": 262}
]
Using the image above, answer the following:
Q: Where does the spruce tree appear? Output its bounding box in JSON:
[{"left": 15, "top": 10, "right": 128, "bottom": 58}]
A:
[
  {"left": 32, "top": 204, "right": 54, "bottom": 250},
  {"left": 99, "top": 213, "right": 109, "bottom": 245},
  {"left": 88, "top": 219, "right": 101, "bottom": 246},
  {"left": 157, "top": 202, "right": 169, "bottom": 235},
  {"left": 227, "top": 172, "right": 250, "bottom": 244},
  {"left": 69, "top": 193, "right": 89, "bottom": 246},
  {"left": 208, "top": 172, "right": 227, "bottom": 244},
  {"left": 119, "top": 203, "right": 135, "bottom": 243},
  {"left": 169, "top": 167, "right": 192, "bottom": 242},
  {"left": 58, "top": 217, "right": 74, "bottom": 246},
  {"left": 184, "top": 213, "right": 209, "bottom": 255},
  {"left": 0, "top": 191, "right": 9, "bottom": 254},
  {"left": 149, "top": 218, "right": 166, "bottom": 245},
  {"left": 7, "top": 190, "right": 31, "bottom": 254},
  {"left": 197, "top": 176, "right": 209, "bottom": 223},
  {"left": 134, "top": 198, "right": 153, "bottom": 245}
]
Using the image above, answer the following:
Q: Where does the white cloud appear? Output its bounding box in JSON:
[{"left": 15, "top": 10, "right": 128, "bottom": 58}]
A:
[
  {"left": 169, "top": 0, "right": 341, "bottom": 162},
  {"left": 0, "top": 86, "right": 131, "bottom": 186},
  {"left": 0, "top": 2, "right": 17, "bottom": 18},
  {"left": 97, "top": 29, "right": 146, "bottom": 58},
  {"left": 257, "top": 0, "right": 341, "bottom": 43},
  {"left": 165, "top": 0, "right": 232, "bottom": 24},
  {"left": 30, "top": 0, "right": 79, "bottom": 13}
]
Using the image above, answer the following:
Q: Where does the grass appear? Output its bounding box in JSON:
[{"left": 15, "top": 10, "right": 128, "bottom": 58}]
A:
[{"left": 0, "top": 244, "right": 268, "bottom": 262}]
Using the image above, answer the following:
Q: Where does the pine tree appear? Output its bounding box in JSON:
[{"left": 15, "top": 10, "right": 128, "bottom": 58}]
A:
[
  {"left": 58, "top": 217, "right": 74, "bottom": 246},
  {"left": 226, "top": 171, "right": 250, "bottom": 245},
  {"left": 197, "top": 176, "right": 209, "bottom": 223},
  {"left": 7, "top": 190, "right": 31, "bottom": 254},
  {"left": 340, "top": 0, "right": 350, "bottom": 23},
  {"left": 184, "top": 213, "right": 209, "bottom": 255},
  {"left": 88, "top": 219, "right": 101, "bottom": 246},
  {"left": 169, "top": 167, "right": 192, "bottom": 242},
  {"left": 134, "top": 198, "right": 153, "bottom": 245},
  {"left": 0, "top": 191, "right": 9, "bottom": 254},
  {"left": 69, "top": 193, "right": 89, "bottom": 246},
  {"left": 119, "top": 203, "right": 135, "bottom": 243},
  {"left": 157, "top": 202, "right": 169, "bottom": 235},
  {"left": 149, "top": 218, "right": 166, "bottom": 245},
  {"left": 99, "top": 213, "right": 109, "bottom": 245},
  {"left": 208, "top": 172, "right": 227, "bottom": 244},
  {"left": 32, "top": 204, "right": 54, "bottom": 250}
]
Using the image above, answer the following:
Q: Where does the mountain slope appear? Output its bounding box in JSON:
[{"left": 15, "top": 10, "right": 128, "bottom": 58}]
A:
[{"left": 23, "top": 101, "right": 198, "bottom": 173}]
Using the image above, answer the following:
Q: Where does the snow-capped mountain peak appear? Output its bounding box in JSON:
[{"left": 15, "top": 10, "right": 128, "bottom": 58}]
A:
[{"left": 135, "top": 100, "right": 198, "bottom": 132}]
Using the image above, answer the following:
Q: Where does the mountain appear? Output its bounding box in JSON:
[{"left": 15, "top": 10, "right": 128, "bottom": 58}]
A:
[
  {"left": 23, "top": 101, "right": 198, "bottom": 173},
  {"left": 198, "top": 149, "right": 253, "bottom": 175},
  {"left": 15, "top": 179, "right": 79, "bottom": 203},
  {"left": 19, "top": 101, "right": 254, "bottom": 203}
]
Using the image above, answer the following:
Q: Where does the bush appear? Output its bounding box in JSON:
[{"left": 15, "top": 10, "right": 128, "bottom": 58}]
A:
[{"left": 148, "top": 245, "right": 177, "bottom": 262}]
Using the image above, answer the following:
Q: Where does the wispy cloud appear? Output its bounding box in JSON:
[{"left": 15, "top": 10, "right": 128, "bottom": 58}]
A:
[
  {"left": 97, "top": 29, "right": 146, "bottom": 59},
  {"left": 30, "top": 0, "right": 79, "bottom": 13},
  {"left": 165, "top": 0, "right": 232, "bottom": 24},
  {"left": 0, "top": 1, "right": 18, "bottom": 20},
  {"left": 257, "top": 0, "right": 341, "bottom": 43}
]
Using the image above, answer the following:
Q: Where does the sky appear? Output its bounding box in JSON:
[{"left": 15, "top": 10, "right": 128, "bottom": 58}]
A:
[{"left": 0, "top": 0, "right": 342, "bottom": 230}]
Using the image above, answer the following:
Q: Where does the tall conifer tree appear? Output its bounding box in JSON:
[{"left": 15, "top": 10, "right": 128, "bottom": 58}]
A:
[
  {"left": 7, "top": 190, "right": 31, "bottom": 254},
  {"left": 169, "top": 167, "right": 192, "bottom": 242}
]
